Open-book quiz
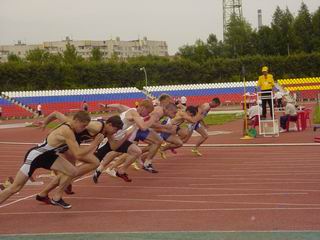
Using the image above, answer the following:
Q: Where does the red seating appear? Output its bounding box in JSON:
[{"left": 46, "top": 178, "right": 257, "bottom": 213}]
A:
[
  {"left": 286, "top": 114, "right": 301, "bottom": 132},
  {"left": 2, "top": 105, "right": 33, "bottom": 118},
  {"left": 251, "top": 115, "right": 259, "bottom": 128},
  {"left": 29, "top": 99, "right": 142, "bottom": 115},
  {"left": 303, "top": 109, "right": 312, "bottom": 129}
]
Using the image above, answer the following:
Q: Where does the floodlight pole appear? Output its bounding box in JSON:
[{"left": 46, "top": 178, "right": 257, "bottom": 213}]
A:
[{"left": 140, "top": 67, "right": 148, "bottom": 87}]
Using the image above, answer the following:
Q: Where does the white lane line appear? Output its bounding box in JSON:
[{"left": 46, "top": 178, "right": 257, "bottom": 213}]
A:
[
  {"left": 209, "top": 173, "right": 320, "bottom": 177},
  {"left": 189, "top": 182, "right": 320, "bottom": 186},
  {"left": 0, "top": 194, "right": 37, "bottom": 209},
  {"left": 64, "top": 196, "right": 319, "bottom": 206},
  {"left": 72, "top": 184, "right": 320, "bottom": 193},
  {"left": 159, "top": 170, "right": 320, "bottom": 174},
  {"left": 2, "top": 207, "right": 320, "bottom": 216},
  {"left": 67, "top": 196, "right": 208, "bottom": 204},
  {"left": 0, "top": 174, "right": 92, "bottom": 209},
  {"left": 158, "top": 193, "right": 308, "bottom": 197},
  {"left": 130, "top": 176, "right": 320, "bottom": 181}
]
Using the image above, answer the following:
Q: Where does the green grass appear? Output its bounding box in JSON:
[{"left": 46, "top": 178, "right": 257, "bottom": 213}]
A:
[
  {"left": 26, "top": 113, "right": 242, "bottom": 130},
  {"left": 204, "top": 113, "right": 243, "bottom": 125},
  {"left": 314, "top": 103, "right": 320, "bottom": 124}
]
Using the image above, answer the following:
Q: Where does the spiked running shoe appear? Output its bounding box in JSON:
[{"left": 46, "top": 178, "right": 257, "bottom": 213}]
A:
[
  {"left": 36, "top": 195, "right": 52, "bottom": 205},
  {"left": 93, "top": 170, "right": 102, "bottom": 184},
  {"left": 191, "top": 148, "right": 202, "bottom": 156},
  {"left": 116, "top": 172, "right": 132, "bottom": 182},
  {"left": 51, "top": 198, "right": 72, "bottom": 209},
  {"left": 143, "top": 164, "right": 159, "bottom": 173}
]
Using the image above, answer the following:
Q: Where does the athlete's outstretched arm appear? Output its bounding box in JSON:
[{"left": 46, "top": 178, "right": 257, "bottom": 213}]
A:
[
  {"left": 100, "top": 103, "right": 130, "bottom": 113},
  {"left": 41, "top": 111, "right": 70, "bottom": 130}
]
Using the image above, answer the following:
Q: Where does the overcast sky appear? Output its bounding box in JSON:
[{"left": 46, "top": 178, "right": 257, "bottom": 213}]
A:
[{"left": 0, "top": 0, "right": 319, "bottom": 54}]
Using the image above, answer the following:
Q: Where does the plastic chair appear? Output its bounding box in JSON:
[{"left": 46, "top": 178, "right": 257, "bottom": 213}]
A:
[
  {"left": 304, "top": 109, "right": 312, "bottom": 129},
  {"left": 286, "top": 114, "right": 301, "bottom": 132},
  {"left": 251, "top": 115, "right": 260, "bottom": 128}
]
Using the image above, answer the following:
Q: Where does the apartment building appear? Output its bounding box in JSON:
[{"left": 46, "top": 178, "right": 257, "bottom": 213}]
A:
[{"left": 0, "top": 37, "right": 168, "bottom": 62}]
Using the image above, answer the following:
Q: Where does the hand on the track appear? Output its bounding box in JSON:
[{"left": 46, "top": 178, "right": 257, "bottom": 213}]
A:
[{"left": 35, "top": 121, "right": 46, "bottom": 131}]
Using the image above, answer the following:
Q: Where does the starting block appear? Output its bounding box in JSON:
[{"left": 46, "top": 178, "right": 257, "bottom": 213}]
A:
[{"left": 315, "top": 136, "right": 320, "bottom": 143}]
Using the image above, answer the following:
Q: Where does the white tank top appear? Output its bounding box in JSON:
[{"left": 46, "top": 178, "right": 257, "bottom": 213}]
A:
[
  {"left": 120, "top": 108, "right": 137, "bottom": 130},
  {"left": 118, "top": 108, "right": 138, "bottom": 142}
]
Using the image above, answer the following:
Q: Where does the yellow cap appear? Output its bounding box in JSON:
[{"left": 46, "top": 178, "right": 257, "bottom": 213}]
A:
[{"left": 262, "top": 66, "right": 268, "bottom": 72}]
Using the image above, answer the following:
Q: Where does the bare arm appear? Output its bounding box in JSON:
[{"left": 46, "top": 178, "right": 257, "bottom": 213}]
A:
[
  {"left": 101, "top": 103, "right": 130, "bottom": 113},
  {"left": 131, "top": 111, "right": 161, "bottom": 131},
  {"left": 40, "top": 111, "right": 70, "bottom": 130},
  {"left": 152, "top": 123, "right": 176, "bottom": 134},
  {"left": 180, "top": 111, "right": 202, "bottom": 123},
  {"left": 64, "top": 130, "right": 104, "bottom": 159}
]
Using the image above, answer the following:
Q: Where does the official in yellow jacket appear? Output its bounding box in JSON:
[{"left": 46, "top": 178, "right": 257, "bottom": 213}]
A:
[{"left": 257, "top": 66, "right": 275, "bottom": 118}]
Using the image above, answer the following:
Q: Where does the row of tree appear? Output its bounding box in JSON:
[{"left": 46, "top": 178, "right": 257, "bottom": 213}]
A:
[
  {"left": 179, "top": 3, "right": 320, "bottom": 60},
  {"left": 1, "top": 53, "right": 320, "bottom": 91}
]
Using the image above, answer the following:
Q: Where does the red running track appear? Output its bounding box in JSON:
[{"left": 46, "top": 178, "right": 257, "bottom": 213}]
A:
[{"left": 1, "top": 139, "right": 320, "bottom": 234}]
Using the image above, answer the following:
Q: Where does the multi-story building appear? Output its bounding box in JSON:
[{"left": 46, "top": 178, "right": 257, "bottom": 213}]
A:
[{"left": 0, "top": 37, "right": 168, "bottom": 62}]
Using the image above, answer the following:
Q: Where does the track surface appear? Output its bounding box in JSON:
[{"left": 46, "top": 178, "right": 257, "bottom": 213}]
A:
[{"left": 0, "top": 121, "right": 320, "bottom": 239}]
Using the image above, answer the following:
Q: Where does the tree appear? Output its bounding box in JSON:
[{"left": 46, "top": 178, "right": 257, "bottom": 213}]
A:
[
  {"left": 25, "top": 48, "right": 50, "bottom": 63},
  {"left": 177, "top": 40, "right": 210, "bottom": 63},
  {"left": 90, "top": 47, "right": 103, "bottom": 62},
  {"left": 293, "top": 2, "right": 313, "bottom": 53},
  {"left": 206, "top": 34, "right": 224, "bottom": 57},
  {"left": 271, "top": 7, "right": 295, "bottom": 55},
  {"left": 223, "top": 14, "right": 254, "bottom": 57},
  {"left": 311, "top": 7, "right": 320, "bottom": 52},
  {"left": 63, "top": 43, "right": 82, "bottom": 64},
  {"left": 7, "top": 53, "right": 22, "bottom": 63},
  {"left": 253, "top": 26, "right": 277, "bottom": 55}
]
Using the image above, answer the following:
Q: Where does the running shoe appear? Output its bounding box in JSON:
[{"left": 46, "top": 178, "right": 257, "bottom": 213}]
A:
[
  {"left": 116, "top": 172, "right": 132, "bottom": 182},
  {"left": 191, "top": 148, "right": 202, "bottom": 156},
  {"left": 36, "top": 194, "right": 52, "bottom": 204},
  {"left": 143, "top": 164, "right": 159, "bottom": 173},
  {"left": 51, "top": 198, "right": 72, "bottom": 209},
  {"left": 93, "top": 170, "right": 102, "bottom": 184},
  {"left": 105, "top": 168, "right": 117, "bottom": 177}
]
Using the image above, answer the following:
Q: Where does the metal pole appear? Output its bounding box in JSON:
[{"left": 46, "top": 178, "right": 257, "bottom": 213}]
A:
[
  {"left": 143, "top": 67, "right": 148, "bottom": 87},
  {"left": 140, "top": 67, "right": 148, "bottom": 87}
]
